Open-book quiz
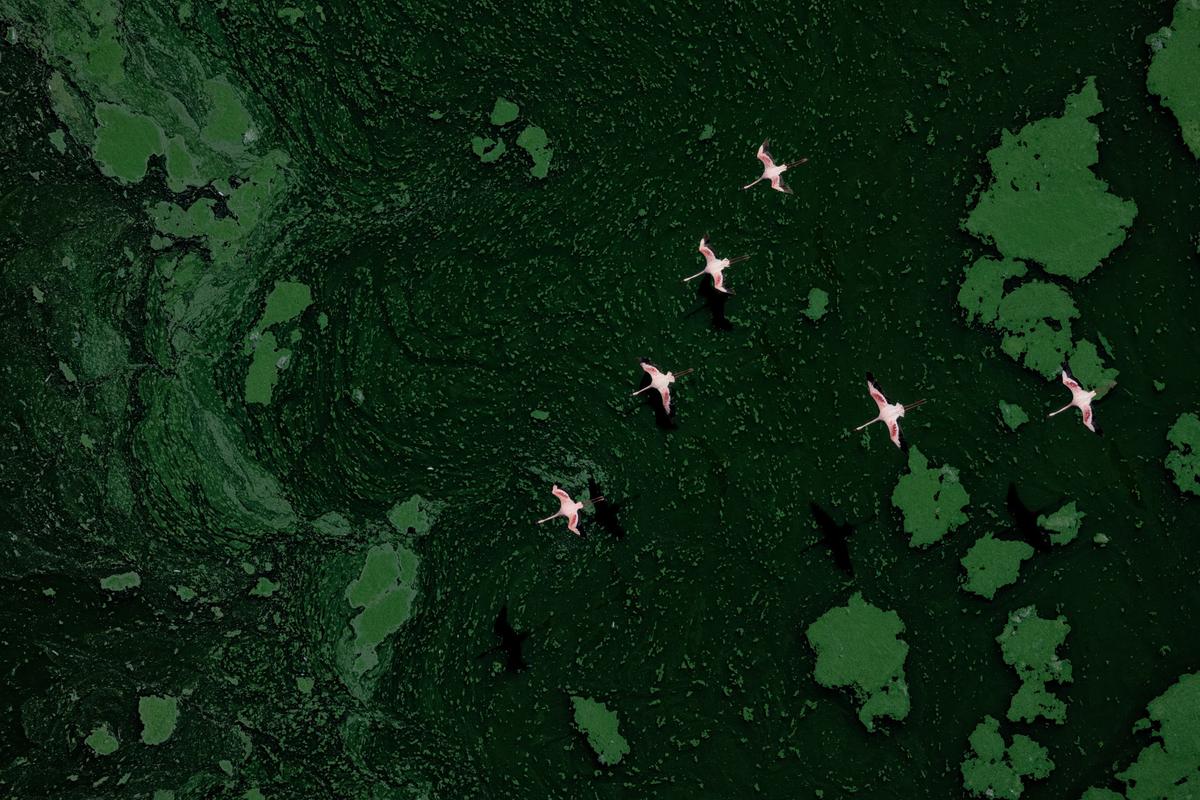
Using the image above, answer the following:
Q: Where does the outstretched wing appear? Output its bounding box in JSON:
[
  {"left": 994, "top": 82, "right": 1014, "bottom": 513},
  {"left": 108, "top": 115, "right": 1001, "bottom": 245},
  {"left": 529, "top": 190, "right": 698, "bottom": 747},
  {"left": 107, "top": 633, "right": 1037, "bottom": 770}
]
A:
[
  {"left": 1081, "top": 406, "right": 1096, "bottom": 432},
  {"left": 888, "top": 420, "right": 903, "bottom": 448},
  {"left": 770, "top": 174, "right": 793, "bottom": 194},
  {"left": 712, "top": 270, "right": 729, "bottom": 293},
  {"left": 1060, "top": 368, "right": 1082, "bottom": 393},
  {"left": 567, "top": 512, "right": 581, "bottom": 535},
  {"left": 551, "top": 485, "right": 570, "bottom": 502},
  {"left": 866, "top": 375, "right": 889, "bottom": 411},
  {"left": 641, "top": 361, "right": 662, "bottom": 378},
  {"left": 698, "top": 237, "right": 717, "bottom": 263},
  {"left": 660, "top": 387, "right": 672, "bottom": 415},
  {"left": 757, "top": 139, "right": 775, "bottom": 167}
]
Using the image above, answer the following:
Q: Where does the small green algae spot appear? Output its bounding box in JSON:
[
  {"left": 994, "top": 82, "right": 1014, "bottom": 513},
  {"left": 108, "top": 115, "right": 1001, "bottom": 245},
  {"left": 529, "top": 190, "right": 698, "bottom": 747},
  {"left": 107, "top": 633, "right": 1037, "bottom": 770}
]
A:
[
  {"left": 218, "top": 759, "right": 234, "bottom": 775},
  {"left": 85, "top": 724, "right": 119, "bottom": 756},
  {"left": 277, "top": 6, "right": 304, "bottom": 23},
  {"left": 1093, "top": 532, "right": 1110, "bottom": 547},
  {"left": 996, "top": 606, "right": 1073, "bottom": 724},
  {"left": 317, "top": 312, "right": 329, "bottom": 331},
  {"left": 152, "top": 791, "right": 175, "bottom": 800},
  {"left": 1037, "top": 501, "right": 1084, "bottom": 546},
  {"left": 175, "top": 585, "right": 196, "bottom": 601},
  {"left": 961, "top": 534, "right": 1035, "bottom": 600},
  {"left": 490, "top": 97, "right": 519, "bottom": 126},
  {"left": 92, "top": 103, "right": 165, "bottom": 184},
  {"left": 804, "top": 288, "right": 830, "bottom": 321},
  {"left": 964, "top": 77, "right": 1137, "bottom": 281},
  {"left": 342, "top": 543, "right": 419, "bottom": 677},
  {"left": 1155, "top": 380, "right": 1167, "bottom": 392},
  {"left": 891, "top": 447, "right": 970, "bottom": 548},
  {"left": 1147, "top": 1, "right": 1200, "bottom": 159},
  {"left": 516, "top": 125, "right": 553, "bottom": 179},
  {"left": 31, "top": 285, "right": 44, "bottom": 303},
  {"left": 699, "top": 123, "right": 715, "bottom": 140},
  {"left": 471, "top": 136, "right": 506, "bottom": 163},
  {"left": 48, "top": 129, "right": 66, "bottom": 154},
  {"left": 296, "top": 676, "right": 314, "bottom": 694},
  {"left": 531, "top": 409, "right": 550, "bottom": 421},
  {"left": 962, "top": 716, "right": 1053, "bottom": 799},
  {"left": 58, "top": 360, "right": 77, "bottom": 383},
  {"left": 570, "top": 696, "right": 630, "bottom": 766},
  {"left": 806, "top": 593, "right": 910, "bottom": 731},
  {"left": 999, "top": 401, "right": 1029, "bottom": 431},
  {"left": 245, "top": 331, "right": 290, "bottom": 406},
  {"left": 138, "top": 695, "right": 179, "bottom": 745},
  {"left": 1112, "top": 672, "right": 1200, "bottom": 798},
  {"left": 428, "top": 110, "right": 444, "bottom": 120},
  {"left": 250, "top": 576, "right": 280, "bottom": 597},
  {"left": 245, "top": 281, "right": 313, "bottom": 405},
  {"left": 100, "top": 571, "right": 141, "bottom": 592},
  {"left": 386, "top": 494, "right": 437, "bottom": 536},
  {"left": 1166, "top": 412, "right": 1200, "bottom": 496}
]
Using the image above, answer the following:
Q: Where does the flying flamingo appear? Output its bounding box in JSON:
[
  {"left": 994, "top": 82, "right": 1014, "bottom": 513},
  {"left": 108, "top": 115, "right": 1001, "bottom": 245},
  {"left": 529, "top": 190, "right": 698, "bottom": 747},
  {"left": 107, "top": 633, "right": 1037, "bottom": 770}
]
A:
[
  {"left": 536, "top": 484, "right": 603, "bottom": 536},
  {"left": 1048, "top": 365, "right": 1110, "bottom": 433},
  {"left": 631, "top": 360, "right": 693, "bottom": 414},
  {"left": 855, "top": 372, "right": 926, "bottom": 448},
  {"left": 683, "top": 236, "right": 749, "bottom": 295},
  {"left": 743, "top": 139, "right": 807, "bottom": 194}
]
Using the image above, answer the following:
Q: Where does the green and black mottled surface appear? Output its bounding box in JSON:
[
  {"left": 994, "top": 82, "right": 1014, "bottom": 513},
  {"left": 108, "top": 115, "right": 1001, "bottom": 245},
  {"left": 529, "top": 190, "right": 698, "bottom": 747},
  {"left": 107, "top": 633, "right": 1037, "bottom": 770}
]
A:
[{"left": 4, "top": 1, "right": 1200, "bottom": 798}]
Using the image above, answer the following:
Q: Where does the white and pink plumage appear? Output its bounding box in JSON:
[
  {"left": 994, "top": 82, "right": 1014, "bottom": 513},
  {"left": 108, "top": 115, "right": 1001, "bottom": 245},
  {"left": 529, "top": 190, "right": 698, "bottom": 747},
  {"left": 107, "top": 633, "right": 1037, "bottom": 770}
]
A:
[
  {"left": 631, "top": 360, "right": 693, "bottom": 414},
  {"left": 1048, "top": 366, "right": 1106, "bottom": 433},
  {"left": 537, "top": 484, "right": 602, "bottom": 536},
  {"left": 855, "top": 372, "right": 925, "bottom": 448},
  {"left": 683, "top": 236, "right": 749, "bottom": 295},
  {"left": 743, "top": 139, "right": 807, "bottom": 194}
]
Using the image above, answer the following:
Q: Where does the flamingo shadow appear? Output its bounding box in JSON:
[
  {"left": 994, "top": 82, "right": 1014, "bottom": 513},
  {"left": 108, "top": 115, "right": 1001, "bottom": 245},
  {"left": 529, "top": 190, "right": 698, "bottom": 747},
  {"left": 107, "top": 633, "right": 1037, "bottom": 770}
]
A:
[
  {"left": 805, "top": 501, "right": 855, "bottom": 577},
  {"left": 587, "top": 476, "right": 626, "bottom": 540},
  {"left": 477, "top": 605, "right": 530, "bottom": 673}
]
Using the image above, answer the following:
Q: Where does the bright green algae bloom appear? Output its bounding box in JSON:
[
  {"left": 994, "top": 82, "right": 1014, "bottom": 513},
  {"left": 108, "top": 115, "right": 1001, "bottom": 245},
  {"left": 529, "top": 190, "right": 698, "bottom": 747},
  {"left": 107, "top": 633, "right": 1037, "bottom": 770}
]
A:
[
  {"left": 998, "top": 401, "right": 1029, "bottom": 431},
  {"left": 1166, "top": 412, "right": 1200, "bottom": 496},
  {"left": 1037, "top": 501, "right": 1085, "bottom": 546},
  {"left": 100, "top": 570, "right": 141, "bottom": 591},
  {"left": 1147, "top": 0, "right": 1200, "bottom": 159},
  {"left": 806, "top": 593, "right": 910, "bottom": 731},
  {"left": 490, "top": 97, "right": 519, "bottom": 126},
  {"left": 804, "top": 287, "right": 830, "bottom": 321},
  {"left": 340, "top": 542, "right": 420, "bottom": 685},
  {"left": 961, "top": 534, "right": 1034, "bottom": 600},
  {"left": 471, "top": 136, "right": 506, "bottom": 163},
  {"left": 891, "top": 446, "right": 969, "bottom": 548},
  {"left": 139, "top": 695, "right": 179, "bottom": 745},
  {"left": 996, "top": 606, "right": 1072, "bottom": 724},
  {"left": 964, "top": 77, "right": 1137, "bottom": 281},
  {"left": 516, "top": 125, "right": 552, "bottom": 179},
  {"left": 962, "top": 716, "right": 1053, "bottom": 799},
  {"left": 84, "top": 723, "right": 120, "bottom": 756},
  {"left": 570, "top": 696, "right": 630, "bottom": 766}
]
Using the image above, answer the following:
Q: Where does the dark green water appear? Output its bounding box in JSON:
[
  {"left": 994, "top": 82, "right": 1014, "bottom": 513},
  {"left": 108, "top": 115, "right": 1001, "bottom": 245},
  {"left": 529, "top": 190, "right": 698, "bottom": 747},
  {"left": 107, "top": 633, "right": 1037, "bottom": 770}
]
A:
[{"left": 2, "top": 1, "right": 1200, "bottom": 797}]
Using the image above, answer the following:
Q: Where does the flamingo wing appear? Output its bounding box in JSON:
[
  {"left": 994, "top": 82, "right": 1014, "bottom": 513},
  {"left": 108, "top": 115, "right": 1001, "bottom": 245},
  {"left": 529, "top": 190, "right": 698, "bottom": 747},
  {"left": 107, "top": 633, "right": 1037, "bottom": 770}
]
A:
[
  {"left": 551, "top": 485, "right": 570, "bottom": 502},
  {"left": 770, "top": 174, "right": 793, "bottom": 194},
  {"left": 567, "top": 512, "right": 581, "bottom": 535},
  {"left": 888, "top": 421, "right": 903, "bottom": 448},
  {"left": 1081, "top": 406, "right": 1096, "bottom": 432},
  {"left": 712, "top": 270, "right": 729, "bottom": 293},
  {"left": 757, "top": 140, "right": 775, "bottom": 168},
  {"left": 641, "top": 361, "right": 662, "bottom": 378},
  {"left": 867, "top": 377, "right": 889, "bottom": 411},
  {"left": 698, "top": 238, "right": 717, "bottom": 263},
  {"left": 1060, "top": 368, "right": 1083, "bottom": 393},
  {"left": 660, "top": 386, "right": 672, "bottom": 415}
]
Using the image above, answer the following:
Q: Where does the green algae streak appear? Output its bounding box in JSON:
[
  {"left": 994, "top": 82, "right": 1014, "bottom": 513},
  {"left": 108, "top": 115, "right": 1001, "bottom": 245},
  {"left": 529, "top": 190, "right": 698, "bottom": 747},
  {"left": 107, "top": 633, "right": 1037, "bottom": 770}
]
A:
[
  {"left": 965, "top": 77, "right": 1137, "bottom": 281},
  {"left": 961, "top": 534, "right": 1034, "bottom": 600},
  {"left": 806, "top": 593, "right": 910, "bottom": 732},
  {"left": 962, "top": 716, "right": 1053, "bottom": 800},
  {"left": 1147, "top": 0, "right": 1200, "bottom": 159},
  {"left": 139, "top": 695, "right": 179, "bottom": 745},
  {"left": 570, "top": 696, "right": 630, "bottom": 766},
  {"left": 996, "top": 606, "right": 1073, "bottom": 725},
  {"left": 891, "top": 446, "right": 969, "bottom": 549},
  {"left": 1165, "top": 412, "right": 1200, "bottom": 496}
]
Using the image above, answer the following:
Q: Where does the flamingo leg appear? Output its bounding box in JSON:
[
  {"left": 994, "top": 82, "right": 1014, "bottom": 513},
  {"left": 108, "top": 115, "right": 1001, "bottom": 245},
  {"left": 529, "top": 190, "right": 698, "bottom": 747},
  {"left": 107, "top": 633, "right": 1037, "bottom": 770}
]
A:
[
  {"left": 742, "top": 177, "right": 764, "bottom": 190},
  {"left": 683, "top": 270, "right": 706, "bottom": 282},
  {"left": 1047, "top": 403, "right": 1074, "bottom": 418},
  {"left": 855, "top": 416, "right": 882, "bottom": 431},
  {"left": 631, "top": 386, "right": 653, "bottom": 396},
  {"left": 536, "top": 514, "right": 559, "bottom": 524}
]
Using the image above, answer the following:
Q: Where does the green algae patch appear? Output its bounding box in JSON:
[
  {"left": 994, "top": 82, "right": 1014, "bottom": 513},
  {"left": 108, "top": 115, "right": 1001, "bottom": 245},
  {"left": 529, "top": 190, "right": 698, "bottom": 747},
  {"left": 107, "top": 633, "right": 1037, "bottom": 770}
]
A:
[
  {"left": 244, "top": 331, "right": 289, "bottom": 406},
  {"left": 531, "top": 409, "right": 551, "bottom": 421},
  {"left": 961, "top": 534, "right": 1034, "bottom": 600},
  {"left": 1166, "top": 412, "right": 1200, "bottom": 496},
  {"left": 804, "top": 288, "right": 830, "bottom": 321},
  {"left": 999, "top": 401, "right": 1029, "bottom": 431},
  {"left": 995, "top": 281, "right": 1078, "bottom": 378},
  {"left": 93, "top": 104, "right": 164, "bottom": 184},
  {"left": 342, "top": 543, "right": 420, "bottom": 678},
  {"left": 100, "top": 571, "right": 141, "bottom": 592},
  {"left": 139, "top": 695, "right": 179, "bottom": 745},
  {"left": 997, "top": 606, "right": 1072, "bottom": 724},
  {"left": 962, "top": 716, "right": 1053, "bottom": 799},
  {"left": 806, "top": 593, "right": 910, "bottom": 731},
  {"left": 516, "top": 125, "right": 553, "bottom": 179},
  {"left": 85, "top": 723, "right": 119, "bottom": 756},
  {"left": 699, "top": 123, "right": 715, "bottom": 140},
  {"left": 202, "top": 76, "right": 254, "bottom": 153},
  {"left": 471, "top": 136, "right": 506, "bottom": 163},
  {"left": 255, "top": 281, "right": 313, "bottom": 333},
  {"left": 490, "top": 97, "right": 519, "bottom": 126},
  {"left": 48, "top": 129, "right": 66, "bottom": 154},
  {"left": 1113, "top": 672, "right": 1200, "bottom": 798},
  {"left": 964, "top": 77, "right": 1137, "bottom": 281},
  {"left": 1147, "top": 1, "right": 1200, "bottom": 159},
  {"left": 1080, "top": 789, "right": 1125, "bottom": 800},
  {"left": 250, "top": 577, "right": 280, "bottom": 597},
  {"left": 1037, "top": 501, "right": 1085, "bottom": 546},
  {"left": 891, "top": 447, "right": 970, "bottom": 548},
  {"left": 1068, "top": 339, "right": 1119, "bottom": 393},
  {"left": 570, "top": 696, "right": 630, "bottom": 766},
  {"left": 959, "top": 257, "right": 1028, "bottom": 326},
  {"left": 386, "top": 495, "right": 438, "bottom": 536}
]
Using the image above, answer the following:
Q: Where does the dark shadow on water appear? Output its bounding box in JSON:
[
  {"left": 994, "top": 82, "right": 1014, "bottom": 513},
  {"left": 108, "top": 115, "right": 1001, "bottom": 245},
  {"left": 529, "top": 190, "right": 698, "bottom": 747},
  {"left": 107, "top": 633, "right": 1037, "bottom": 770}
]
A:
[
  {"left": 682, "top": 277, "right": 733, "bottom": 331},
  {"left": 805, "top": 501, "right": 855, "bottom": 577},
  {"left": 478, "top": 605, "right": 529, "bottom": 673},
  {"left": 1002, "top": 482, "right": 1060, "bottom": 554},
  {"left": 587, "top": 476, "right": 625, "bottom": 540}
]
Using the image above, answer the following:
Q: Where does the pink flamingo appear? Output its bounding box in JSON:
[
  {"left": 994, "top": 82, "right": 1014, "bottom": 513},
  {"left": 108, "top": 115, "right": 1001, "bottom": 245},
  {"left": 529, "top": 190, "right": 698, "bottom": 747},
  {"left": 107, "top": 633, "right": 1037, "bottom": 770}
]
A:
[
  {"left": 1048, "top": 366, "right": 1109, "bottom": 433},
  {"left": 631, "top": 360, "right": 694, "bottom": 414},
  {"left": 683, "top": 236, "right": 749, "bottom": 295},
  {"left": 855, "top": 372, "right": 926, "bottom": 448},
  {"left": 742, "top": 139, "right": 807, "bottom": 194},
  {"left": 537, "top": 484, "right": 603, "bottom": 536}
]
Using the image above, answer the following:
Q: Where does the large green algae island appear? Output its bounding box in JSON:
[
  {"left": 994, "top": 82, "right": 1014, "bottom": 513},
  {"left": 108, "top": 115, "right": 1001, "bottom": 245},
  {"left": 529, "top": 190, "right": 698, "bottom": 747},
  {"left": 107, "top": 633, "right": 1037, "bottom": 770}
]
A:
[{"left": 5, "top": 1, "right": 1200, "bottom": 798}]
